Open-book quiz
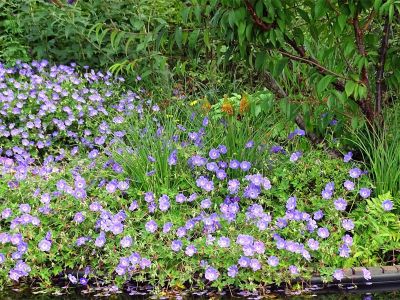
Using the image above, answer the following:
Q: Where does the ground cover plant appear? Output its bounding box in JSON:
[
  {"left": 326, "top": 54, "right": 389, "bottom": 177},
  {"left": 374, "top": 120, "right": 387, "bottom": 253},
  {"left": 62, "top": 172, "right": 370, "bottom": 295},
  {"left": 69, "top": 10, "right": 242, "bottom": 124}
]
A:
[{"left": 0, "top": 61, "right": 399, "bottom": 293}]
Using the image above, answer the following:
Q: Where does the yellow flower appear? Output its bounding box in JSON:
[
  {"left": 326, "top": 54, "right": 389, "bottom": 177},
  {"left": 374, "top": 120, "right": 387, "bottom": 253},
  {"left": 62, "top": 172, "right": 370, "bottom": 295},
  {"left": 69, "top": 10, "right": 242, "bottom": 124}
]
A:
[{"left": 190, "top": 100, "right": 199, "bottom": 106}]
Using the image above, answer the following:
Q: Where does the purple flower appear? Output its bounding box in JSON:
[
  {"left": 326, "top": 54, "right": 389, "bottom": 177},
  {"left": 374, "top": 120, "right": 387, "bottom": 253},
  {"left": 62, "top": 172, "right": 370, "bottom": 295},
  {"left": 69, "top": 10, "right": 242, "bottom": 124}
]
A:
[
  {"left": 227, "top": 265, "right": 238, "bottom": 277},
  {"left": 229, "top": 160, "right": 240, "bottom": 169},
  {"left": 349, "top": 168, "right": 362, "bottom": 179},
  {"left": 175, "top": 193, "right": 187, "bottom": 203},
  {"left": 117, "top": 180, "right": 129, "bottom": 191},
  {"left": 254, "top": 241, "right": 265, "bottom": 254},
  {"left": 171, "top": 240, "right": 183, "bottom": 252},
  {"left": 185, "top": 244, "right": 197, "bottom": 257},
  {"left": 106, "top": 182, "right": 117, "bottom": 194},
  {"left": 73, "top": 212, "right": 85, "bottom": 223},
  {"left": 289, "top": 265, "right": 299, "bottom": 275},
  {"left": 334, "top": 198, "right": 347, "bottom": 211},
  {"left": 236, "top": 234, "right": 254, "bottom": 246},
  {"left": 129, "top": 253, "right": 141, "bottom": 265},
  {"left": 290, "top": 151, "right": 302, "bottom": 162},
  {"left": 240, "top": 161, "right": 251, "bottom": 171},
  {"left": 342, "top": 234, "right": 353, "bottom": 246},
  {"left": 267, "top": 256, "right": 279, "bottom": 267},
  {"left": 205, "top": 267, "right": 220, "bottom": 281},
  {"left": 339, "top": 244, "right": 350, "bottom": 257},
  {"left": 313, "top": 210, "right": 324, "bottom": 220},
  {"left": 343, "top": 180, "right": 355, "bottom": 191},
  {"left": 250, "top": 258, "right": 261, "bottom": 271},
  {"left": 10, "top": 234, "right": 23, "bottom": 246},
  {"left": 217, "top": 237, "right": 230, "bottom": 248},
  {"left": 307, "top": 238, "right": 319, "bottom": 250},
  {"left": 359, "top": 188, "right": 371, "bottom": 198},
  {"left": 158, "top": 194, "right": 170, "bottom": 211},
  {"left": 144, "top": 192, "right": 155, "bottom": 202},
  {"left": 362, "top": 268, "right": 371, "bottom": 280},
  {"left": 1, "top": 208, "right": 12, "bottom": 219},
  {"left": 120, "top": 236, "right": 133, "bottom": 248},
  {"left": 270, "top": 145, "right": 285, "bottom": 154},
  {"left": 0, "top": 253, "right": 6, "bottom": 264},
  {"left": 19, "top": 204, "right": 31, "bottom": 214},
  {"left": 140, "top": 258, "right": 151, "bottom": 269},
  {"left": 38, "top": 239, "right": 52, "bottom": 252},
  {"left": 115, "top": 264, "right": 126, "bottom": 276},
  {"left": 163, "top": 222, "right": 173, "bottom": 233},
  {"left": 200, "top": 198, "right": 212, "bottom": 209},
  {"left": 168, "top": 150, "right": 178, "bottom": 166},
  {"left": 238, "top": 256, "right": 250, "bottom": 268},
  {"left": 245, "top": 140, "right": 254, "bottom": 148},
  {"left": 89, "top": 202, "right": 102, "bottom": 211},
  {"left": 317, "top": 227, "right": 330, "bottom": 239},
  {"left": 333, "top": 269, "right": 344, "bottom": 281},
  {"left": 343, "top": 152, "right": 353, "bottom": 162},
  {"left": 129, "top": 201, "right": 139, "bottom": 211},
  {"left": 286, "top": 196, "right": 297, "bottom": 210},
  {"left": 68, "top": 274, "right": 78, "bottom": 284},
  {"left": 95, "top": 232, "right": 106, "bottom": 247},
  {"left": 321, "top": 189, "right": 333, "bottom": 199},
  {"left": 209, "top": 149, "right": 220, "bottom": 160},
  {"left": 228, "top": 179, "right": 240, "bottom": 194},
  {"left": 218, "top": 145, "right": 227, "bottom": 154},
  {"left": 145, "top": 220, "right": 158, "bottom": 233},
  {"left": 382, "top": 200, "right": 394, "bottom": 211},
  {"left": 216, "top": 169, "right": 227, "bottom": 180},
  {"left": 206, "top": 162, "right": 218, "bottom": 172},
  {"left": 342, "top": 219, "right": 355, "bottom": 231}
]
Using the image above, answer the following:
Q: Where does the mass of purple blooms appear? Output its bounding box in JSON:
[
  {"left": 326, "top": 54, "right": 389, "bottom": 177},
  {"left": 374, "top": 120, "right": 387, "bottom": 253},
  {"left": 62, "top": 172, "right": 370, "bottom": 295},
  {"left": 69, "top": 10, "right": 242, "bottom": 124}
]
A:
[{"left": 0, "top": 61, "right": 396, "bottom": 290}]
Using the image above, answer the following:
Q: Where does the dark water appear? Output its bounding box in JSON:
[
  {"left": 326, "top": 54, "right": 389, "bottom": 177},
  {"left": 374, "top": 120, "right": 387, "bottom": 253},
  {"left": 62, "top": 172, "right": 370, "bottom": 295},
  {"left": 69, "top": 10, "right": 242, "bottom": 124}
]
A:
[{"left": 1, "top": 284, "right": 399, "bottom": 299}]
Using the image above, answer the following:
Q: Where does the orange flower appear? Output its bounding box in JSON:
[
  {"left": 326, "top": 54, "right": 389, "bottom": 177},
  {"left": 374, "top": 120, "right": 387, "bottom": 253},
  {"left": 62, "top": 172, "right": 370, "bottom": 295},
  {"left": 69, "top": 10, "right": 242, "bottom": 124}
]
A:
[
  {"left": 221, "top": 99, "right": 234, "bottom": 116},
  {"left": 239, "top": 94, "right": 250, "bottom": 114}
]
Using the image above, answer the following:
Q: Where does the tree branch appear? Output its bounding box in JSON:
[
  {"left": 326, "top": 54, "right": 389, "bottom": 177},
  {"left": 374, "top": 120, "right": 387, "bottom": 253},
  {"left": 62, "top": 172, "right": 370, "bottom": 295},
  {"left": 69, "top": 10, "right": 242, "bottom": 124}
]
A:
[
  {"left": 375, "top": 16, "right": 390, "bottom": 114},
  {"left": 353, "top": 15, "right": 369, "bottom": 85},
  {"left": 277, "top": 49, "right": 348, "bottom": 88},
  {"left": 243, "top": 0, "right": 276, "bottom": 31},
  {"left": 362, "top": 10, "right": 376, "bottom": 32}
]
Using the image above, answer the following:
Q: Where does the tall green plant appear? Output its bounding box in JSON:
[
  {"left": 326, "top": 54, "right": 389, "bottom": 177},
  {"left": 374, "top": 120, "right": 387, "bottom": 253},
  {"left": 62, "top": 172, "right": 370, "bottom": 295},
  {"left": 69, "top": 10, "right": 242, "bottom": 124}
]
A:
[{"left": 349, "top": 103, "right": 400, "bottom": 196}]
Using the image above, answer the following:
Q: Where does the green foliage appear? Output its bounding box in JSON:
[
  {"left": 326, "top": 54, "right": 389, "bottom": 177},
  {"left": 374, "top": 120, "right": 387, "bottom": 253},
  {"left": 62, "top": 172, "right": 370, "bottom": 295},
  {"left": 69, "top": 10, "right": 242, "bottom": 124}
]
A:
[
  {"left": 349, "top": 103, "right": 400, "bottom": 196},
  {"left": 179, "top": 0, "right": 400, "bottom": 132},
  {"left": 0, "top": 2, "right": 29, "bottom": 63}
]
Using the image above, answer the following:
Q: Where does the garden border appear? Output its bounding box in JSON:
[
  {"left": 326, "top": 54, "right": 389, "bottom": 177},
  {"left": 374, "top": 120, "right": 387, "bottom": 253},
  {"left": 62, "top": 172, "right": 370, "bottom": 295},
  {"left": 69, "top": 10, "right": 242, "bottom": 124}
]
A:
[{"left": 301, "top": 265, "right": 400, "bottom": 285}]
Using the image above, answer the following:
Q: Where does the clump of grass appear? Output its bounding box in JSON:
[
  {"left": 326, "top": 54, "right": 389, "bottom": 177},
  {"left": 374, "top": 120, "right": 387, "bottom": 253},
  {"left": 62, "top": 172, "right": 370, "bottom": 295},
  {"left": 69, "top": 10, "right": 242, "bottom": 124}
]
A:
[{"left": 350, "top": 104, "right": 400, "bottom": 196}]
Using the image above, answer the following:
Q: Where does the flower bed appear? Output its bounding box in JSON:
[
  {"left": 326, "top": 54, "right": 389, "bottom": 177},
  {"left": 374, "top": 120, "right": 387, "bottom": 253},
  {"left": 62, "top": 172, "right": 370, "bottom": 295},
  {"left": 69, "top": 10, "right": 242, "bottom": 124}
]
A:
[{"left": 0, "top": 61, "right": 399, "bottom": 292}]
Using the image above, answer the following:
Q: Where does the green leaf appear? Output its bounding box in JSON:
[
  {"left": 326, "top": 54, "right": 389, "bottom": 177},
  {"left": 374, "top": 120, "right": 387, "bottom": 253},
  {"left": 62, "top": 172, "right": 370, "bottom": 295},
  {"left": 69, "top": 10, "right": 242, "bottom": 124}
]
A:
[
  {"left": 337, "top": 14, "right": 347, "bottom": 31},
  {"left": 175, "top": 27, "right": 183, "bottom": 49},
  {"left": 345, "top": 81, "right": 356, "bottom": 96},
  {"left": 317, "top": 75, "right": 334, "bottom": 95},
  {"left": 255, "top": 52, "right": 266, "bottom": 71},
  {"left": 273, "top": 57, "right": 288, "bottom": 77},
  {"left": 315, "top": 0, "right": 328, "bottom": 19},
  {"left": 188, "top": 29, "right": 200, "bottom": 49}
]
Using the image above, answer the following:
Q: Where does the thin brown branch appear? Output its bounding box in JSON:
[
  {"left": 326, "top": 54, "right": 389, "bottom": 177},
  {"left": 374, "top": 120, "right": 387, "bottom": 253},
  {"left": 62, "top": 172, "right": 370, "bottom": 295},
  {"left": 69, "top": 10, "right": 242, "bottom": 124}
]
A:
[
  {"left": 243, "top": 0, "right": 276, "bottom": 31},
  {"left": 50, "top": 0, "right": 64, "bottom": 7},
  {"left": 353, "top": 15, "right": 369, "bottom": 85},
  {"left": 277, "top": 49, "right": 350, "bottom": 84},
  {"left": 362, "top": 10, "right": 376, "bottom": 32},
  {"left": 375, "top": 16, "right": 390, "bottom": 114}
]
